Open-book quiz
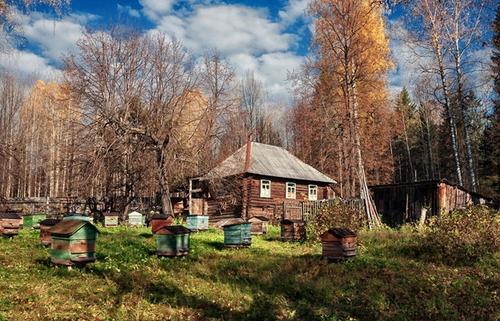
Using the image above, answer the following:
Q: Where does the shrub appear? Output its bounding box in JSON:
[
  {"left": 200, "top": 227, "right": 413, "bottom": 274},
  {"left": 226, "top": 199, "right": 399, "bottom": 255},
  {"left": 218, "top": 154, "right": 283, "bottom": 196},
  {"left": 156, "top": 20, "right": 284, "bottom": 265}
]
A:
[
  {"left": 425, "top": 206, "right": 500, "bottom": 265},
  {"left": 306, "top": 199, "right": 366, "bottom": 244}
]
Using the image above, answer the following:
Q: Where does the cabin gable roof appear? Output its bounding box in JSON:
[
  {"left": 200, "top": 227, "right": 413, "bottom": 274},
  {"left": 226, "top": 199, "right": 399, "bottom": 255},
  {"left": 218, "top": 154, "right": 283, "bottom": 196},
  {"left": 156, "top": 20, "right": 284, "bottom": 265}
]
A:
[{"left": 204, "top": 142, "right": 336, "bottom": 184}]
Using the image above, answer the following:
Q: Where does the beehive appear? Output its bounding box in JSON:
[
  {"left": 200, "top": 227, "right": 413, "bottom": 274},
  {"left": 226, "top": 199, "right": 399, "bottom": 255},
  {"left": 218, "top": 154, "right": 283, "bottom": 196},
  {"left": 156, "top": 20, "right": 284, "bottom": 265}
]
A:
[
  {"left": 128, "top": 211, "right": 143, "bottom": 227},
  {"left": 280, "top": 219, "right": 306, "bottom": 242},
  {"left": 222, "top": 220, "right": 251, "bottom": 248},
  {"left": 103, "top": 212, "right": 119, "bottom": 227},
  {"left": 321, "top": 228, "right": 357, "bottom": 261},
  {"left": 150, "top": 214, "right": 173, "bottom": 234},
  {"left": 153, "top": 225, "right": 191, "bottom": 257},
  {"left": 248, "top": 216, "right": 269, "bottom": 234},
  {"left": 0, "top": 213, "right": 22, "bottom": 237},
  {"left": 186, "top": 215, "right": 208, "bottom": 231},
  {"left": 48, "top": 219, "right": 100, "bottom": 266},
  {"left": 39, "top": 219, "right": 61, "bottom": 246},
  {"left": 23, "top": 214, "right": 47, "bottom": 229}
]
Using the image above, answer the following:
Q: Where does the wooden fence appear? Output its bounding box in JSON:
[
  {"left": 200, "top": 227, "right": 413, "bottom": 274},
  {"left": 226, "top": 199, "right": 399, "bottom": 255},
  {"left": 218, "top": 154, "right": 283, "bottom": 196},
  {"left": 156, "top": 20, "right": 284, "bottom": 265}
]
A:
[{"left": 282, "top": 199, "right": 364, "bottom": 221}]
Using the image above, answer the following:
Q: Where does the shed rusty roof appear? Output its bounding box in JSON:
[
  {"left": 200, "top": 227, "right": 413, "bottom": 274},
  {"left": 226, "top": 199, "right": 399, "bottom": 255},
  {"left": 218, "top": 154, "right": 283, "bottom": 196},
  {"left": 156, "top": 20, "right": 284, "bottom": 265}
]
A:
[
  {"left": 48, "top": 219, "right": 100, "bottom": 236},
  {"left": 204, "top": 142, "right": 336, "bottom": 184}
]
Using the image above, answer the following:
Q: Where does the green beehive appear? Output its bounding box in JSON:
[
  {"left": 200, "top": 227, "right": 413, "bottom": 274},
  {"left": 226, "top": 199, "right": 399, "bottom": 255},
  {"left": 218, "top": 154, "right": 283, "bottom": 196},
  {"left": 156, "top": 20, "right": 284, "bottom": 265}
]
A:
[
  {"left": 153, "top": 225, "right": 191, "bottom": 257},
  {"left": 23, "top": 214, "right": 47, "bottom": 229},
  {"left": 222, "top": 220, "right": 251, "bottom": 248},
  {"left": 48, "top": 219, "right": 100, "bottom": 267},
  {"left": 186, "top": 215, "right": 208, "bottom": 231}
]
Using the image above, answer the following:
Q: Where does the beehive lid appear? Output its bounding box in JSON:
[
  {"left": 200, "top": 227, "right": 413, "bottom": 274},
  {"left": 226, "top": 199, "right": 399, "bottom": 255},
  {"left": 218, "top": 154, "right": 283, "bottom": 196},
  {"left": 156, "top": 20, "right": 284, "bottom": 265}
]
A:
[
  {"left": 103, "top": 212, "right": 119, "bottom": 217},
  {"left": 151, "top": 214, "right": 172, "bottom": 219},
  {"left": 48, "top": 219, "right": 100, "bottom": 236},
  {"left": 39, "top": 219, "right": 61, "bottom": 226},
  {"left": 324, "top": 228, "right": 356, "bottom": 238},
  {"left": 0, "top": 213, "right": 22, "bottom": 219},
  {"left": 281, "top": 219, "right": 304, "bottom": 224},
  {"left": 222, "top": 219, "right": 248, "bottom": 227},
  {"left": 248, "top": 216, "right": 269, "bottom": 222},
  {"left": 128, "top": 211, "right": 143, "bottom": 217},
  {"left": 153, "top": 224, "right": 190, "bottom": 234}
]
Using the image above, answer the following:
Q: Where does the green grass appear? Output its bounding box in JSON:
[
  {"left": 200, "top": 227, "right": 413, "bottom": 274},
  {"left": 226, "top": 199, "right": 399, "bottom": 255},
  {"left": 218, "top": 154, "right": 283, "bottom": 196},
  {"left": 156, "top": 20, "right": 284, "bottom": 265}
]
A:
[{"left": 0, "top": 225, "right": 499, "bottom": 320}]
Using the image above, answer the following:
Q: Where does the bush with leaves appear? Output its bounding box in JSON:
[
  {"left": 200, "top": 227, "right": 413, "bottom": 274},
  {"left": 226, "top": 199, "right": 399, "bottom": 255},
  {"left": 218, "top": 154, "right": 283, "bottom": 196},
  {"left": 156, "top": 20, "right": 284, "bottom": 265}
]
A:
[
  {"left": 306, "top": 199, "right": 366, "bottom": 244},
  {"left": 425, "top": 206, "right": 500, "bottom": 265}
]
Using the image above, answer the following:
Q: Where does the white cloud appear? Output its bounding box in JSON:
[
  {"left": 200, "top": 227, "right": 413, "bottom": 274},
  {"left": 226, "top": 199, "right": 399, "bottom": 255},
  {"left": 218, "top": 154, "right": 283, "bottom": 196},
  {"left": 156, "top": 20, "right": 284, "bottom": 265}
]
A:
[
  {"left": 118, "top": 4, "right": 141, "bottom": 18},
  {"left": 279, "top": 0, "right": 309, "bottom": 27},
  {"left": 22, "top": 12, "right": 94, "bottom": 65},
  {"left": 140, "top": 0, "right": 178, "bottom": 22},
  {"left": 183, "top": 5, "right": 294, "bottom": 56},
  {"left": 0, "top": 50, "right": 61, "bottom": 79}
]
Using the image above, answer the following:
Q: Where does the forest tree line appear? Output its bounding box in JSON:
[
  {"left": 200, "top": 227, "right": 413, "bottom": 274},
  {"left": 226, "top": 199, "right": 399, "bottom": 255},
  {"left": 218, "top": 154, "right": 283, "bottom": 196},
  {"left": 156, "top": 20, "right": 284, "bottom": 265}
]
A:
[{"left": 1, "top": 0, "right": 500, "bottom": 214}]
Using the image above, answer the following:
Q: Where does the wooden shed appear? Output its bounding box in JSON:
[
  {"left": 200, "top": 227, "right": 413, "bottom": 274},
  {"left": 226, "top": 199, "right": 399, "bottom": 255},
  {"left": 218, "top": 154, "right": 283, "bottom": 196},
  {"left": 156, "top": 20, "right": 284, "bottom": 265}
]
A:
[
  {"left": 248, "top": 216, "right": 269, "bottom": 234},
  {"left": 190, "top": 140, "right": 337, "bottom": 224},
  {"left": 103, "top": 212, "right": 119, "bottom": 227},
  {"left": 39, "top": 218, "right": 61, "bottom": 246},
  {"left": 128, "top": 211, "right": 143, "bottom": 227},
  {"left": 153, "top": 225, "right": 191, "bottom": 257},
  {"left": 222, "top": 219, "right": 252, "bottom": 248},
  {"left": 280, "top": 219, "right": 306, "bottom": 242},
  {"left": 370, "top": 180, "right": 500, "bottom": 227},
  {"left": 0, "top": 213, "right": 22, "bottom": 237},
  {"left": 150, "top": 214, "right": 173, "bottom": 234},
  {"left": 321, "top": 228, "right": 357, "bottom": 261},
  {"left": 48, "top": 219, "right": 100, "bottom": 267}
]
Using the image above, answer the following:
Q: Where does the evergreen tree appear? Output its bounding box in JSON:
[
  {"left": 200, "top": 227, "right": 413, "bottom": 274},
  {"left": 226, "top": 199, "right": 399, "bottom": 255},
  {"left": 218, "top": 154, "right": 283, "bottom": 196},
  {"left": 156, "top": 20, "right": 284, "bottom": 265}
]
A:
[{"left": 480, "top": 4, "right": 500, "bottom": 199}]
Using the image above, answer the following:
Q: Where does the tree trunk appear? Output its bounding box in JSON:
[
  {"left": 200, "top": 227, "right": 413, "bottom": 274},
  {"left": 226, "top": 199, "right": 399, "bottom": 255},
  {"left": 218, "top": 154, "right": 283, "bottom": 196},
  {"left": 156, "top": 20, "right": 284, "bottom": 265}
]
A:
[{"left": 156, "top": 144, "right": 174, "bottom": 216}]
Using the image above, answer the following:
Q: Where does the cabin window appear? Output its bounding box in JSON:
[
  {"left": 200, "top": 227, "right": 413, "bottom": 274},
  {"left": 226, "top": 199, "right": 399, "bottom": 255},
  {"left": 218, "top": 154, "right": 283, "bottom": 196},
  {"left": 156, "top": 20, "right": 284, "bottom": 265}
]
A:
[
  {"left": 260, "top": 180, "right": 271, "bottom": 198},
  {"left": 286, "top": 182, "right": 296, "bottom": 199},
  {"left": 308, "top": 185, "right": 318, "bottom": 201}
]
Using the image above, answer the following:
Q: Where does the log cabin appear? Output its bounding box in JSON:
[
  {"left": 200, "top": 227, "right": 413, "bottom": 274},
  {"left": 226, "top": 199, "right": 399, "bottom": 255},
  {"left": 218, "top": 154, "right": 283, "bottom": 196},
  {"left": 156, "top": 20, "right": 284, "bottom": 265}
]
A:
[{"left": 189, "top": 140, "right": 337, "bottom": 224}]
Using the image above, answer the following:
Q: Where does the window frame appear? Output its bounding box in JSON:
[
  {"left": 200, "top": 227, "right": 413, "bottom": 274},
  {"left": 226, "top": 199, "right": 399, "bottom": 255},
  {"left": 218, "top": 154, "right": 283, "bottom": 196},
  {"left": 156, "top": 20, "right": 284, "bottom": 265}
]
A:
[
  {"left": 260, "top": 179, "right": 271, "bottom": 198},
  {"left": 286, "top": 182, "right": 296, "bottom": 200},
  {"left": 308, "top": 184, "right": 318, "bottom": 201}
]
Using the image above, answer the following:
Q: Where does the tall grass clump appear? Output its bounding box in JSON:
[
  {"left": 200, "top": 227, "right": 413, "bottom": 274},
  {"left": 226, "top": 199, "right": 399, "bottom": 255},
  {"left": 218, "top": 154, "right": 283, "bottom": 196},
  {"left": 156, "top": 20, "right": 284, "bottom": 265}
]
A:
[
  {"left": 306, "top": 199, "right": 366, "bottom": 244},
  {"left": 425, "top": 206, "right": 500, "bottom": 265}
]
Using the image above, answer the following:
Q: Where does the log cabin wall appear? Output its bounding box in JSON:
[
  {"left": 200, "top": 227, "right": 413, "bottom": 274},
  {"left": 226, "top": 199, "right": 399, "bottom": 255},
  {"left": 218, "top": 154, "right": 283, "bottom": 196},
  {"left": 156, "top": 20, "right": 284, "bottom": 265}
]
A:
[{"left": 245, "top": 175, "right": 332, "bottom": 221}]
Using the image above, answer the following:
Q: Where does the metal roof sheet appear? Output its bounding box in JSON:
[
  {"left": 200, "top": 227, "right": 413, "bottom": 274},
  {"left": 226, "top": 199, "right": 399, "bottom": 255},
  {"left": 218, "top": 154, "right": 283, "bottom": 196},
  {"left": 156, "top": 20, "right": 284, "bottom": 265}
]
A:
[{"left": 205, "top": 142, "right": 336, "bottom": 184}]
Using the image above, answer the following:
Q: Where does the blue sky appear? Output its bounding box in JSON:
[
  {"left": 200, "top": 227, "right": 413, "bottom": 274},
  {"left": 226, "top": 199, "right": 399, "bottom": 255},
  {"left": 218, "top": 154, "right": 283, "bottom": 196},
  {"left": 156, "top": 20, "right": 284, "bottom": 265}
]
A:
[{"left": 1, "top": 0, "right": 315, "bottom": 101}]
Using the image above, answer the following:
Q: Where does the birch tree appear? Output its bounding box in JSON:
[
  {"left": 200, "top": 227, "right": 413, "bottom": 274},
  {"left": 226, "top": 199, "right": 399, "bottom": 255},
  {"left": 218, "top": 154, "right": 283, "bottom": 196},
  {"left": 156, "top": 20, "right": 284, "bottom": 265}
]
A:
[
  {"left": 400, "top": 0, "right": 494, "bottom": 190},
  {"left": 307, "top": 0, "right": 392, "bottom": 227}
]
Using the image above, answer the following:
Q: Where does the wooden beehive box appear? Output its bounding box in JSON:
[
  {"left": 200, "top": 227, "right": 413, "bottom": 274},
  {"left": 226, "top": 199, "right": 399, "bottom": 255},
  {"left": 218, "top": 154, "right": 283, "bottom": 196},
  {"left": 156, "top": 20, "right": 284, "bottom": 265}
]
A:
[
  {"left": 39, "top": 218, "right": 61, "bottom": 246},
  {"left": 321, "top": 228, "right": 357, "bottom": 261},
  {"left": 151, "top": 214, "right": 173, "bottom": 234},
  {"left": 186, "top": 215, "right": 209, "bottom": 231},
  {"left": 103, "top": 212, "right": 119, "bottom": 227},
  {"left": 48, "top": 219, "right": 100, "bottom": 267},
  {"left": 128, "top": 211, "right": 143, "bottom": 227},
  {"left": 222, "top": 220, "right": 252, "bottom": 248},
  {"left": 22, "top": 214, "right": 47, "bottom": 229},
  {"left": 153, "top": 225, "right": 191, "bottom": 257},
  {"left": 0, "top": 213, "right": 22, "bottom": 237},
  {"left": 280, "top": 219, "right": 306, "bottom": 242},
  {"left": 248, "top": 216, "right": 269, "bottom": 235}
]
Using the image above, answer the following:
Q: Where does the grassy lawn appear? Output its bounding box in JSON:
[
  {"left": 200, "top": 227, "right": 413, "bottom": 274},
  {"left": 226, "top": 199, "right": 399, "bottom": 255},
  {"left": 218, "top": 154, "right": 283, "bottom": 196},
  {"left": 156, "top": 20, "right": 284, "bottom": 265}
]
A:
[{"left": 0, "top": 225, "right": 499, "bottom": 320}]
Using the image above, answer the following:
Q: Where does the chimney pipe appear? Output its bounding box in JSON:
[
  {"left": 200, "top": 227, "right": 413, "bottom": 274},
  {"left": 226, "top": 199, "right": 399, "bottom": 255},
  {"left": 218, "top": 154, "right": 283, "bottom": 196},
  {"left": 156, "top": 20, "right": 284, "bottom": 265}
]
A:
[{"left": 244, "top": 133, "right": 253, "bottom": 172}]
